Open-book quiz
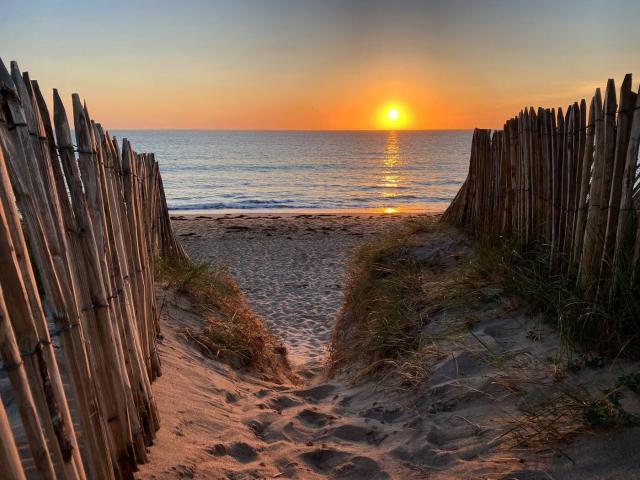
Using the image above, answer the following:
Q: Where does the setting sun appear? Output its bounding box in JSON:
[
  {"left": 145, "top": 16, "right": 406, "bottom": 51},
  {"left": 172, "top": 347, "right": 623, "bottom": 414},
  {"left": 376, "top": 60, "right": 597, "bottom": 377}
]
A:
[{"left": 376, "top": 103, "right": 412, "bottom": 129}]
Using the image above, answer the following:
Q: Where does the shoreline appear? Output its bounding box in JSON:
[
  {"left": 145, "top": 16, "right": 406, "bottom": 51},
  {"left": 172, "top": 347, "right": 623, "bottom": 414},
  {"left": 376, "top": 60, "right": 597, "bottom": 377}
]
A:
[{"left": 168, "top": 205, "right": 446, "bottom": 217}]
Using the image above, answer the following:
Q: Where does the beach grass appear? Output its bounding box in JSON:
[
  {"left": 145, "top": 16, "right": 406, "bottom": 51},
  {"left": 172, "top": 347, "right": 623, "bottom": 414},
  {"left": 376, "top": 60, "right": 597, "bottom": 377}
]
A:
[
  {"left": 330, "top": 214, "right": 640, "bottom": 385},
  {"left": 156, "top": 256, "right": 294, "bottom": 382},
  {"left": 329, "top": 224, "right": 426, "bottom": 376},
  {"left": 470, "top": 238, "right": 640, "bottom": 360},
  {"left": 329, "top": 217, "right": 476, "bottom": 382}
]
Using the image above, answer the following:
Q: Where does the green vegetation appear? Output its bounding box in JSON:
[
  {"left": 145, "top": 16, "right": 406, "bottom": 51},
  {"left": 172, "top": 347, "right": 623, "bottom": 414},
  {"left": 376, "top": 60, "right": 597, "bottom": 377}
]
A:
[{"left": 157, "top": 256, "right": 294, "bottom": 383}]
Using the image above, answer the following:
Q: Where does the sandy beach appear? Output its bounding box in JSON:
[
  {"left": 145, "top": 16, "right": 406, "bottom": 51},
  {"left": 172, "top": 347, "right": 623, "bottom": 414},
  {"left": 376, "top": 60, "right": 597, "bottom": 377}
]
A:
[
  {"left": 170, "top": 212, "right": 427, "bottom": 366},
  {"left": 137, "top": 214, "right": 640, "bottom": 480},
  {"left": 3, "top": 4, "right": 639, "bottom": 479}
]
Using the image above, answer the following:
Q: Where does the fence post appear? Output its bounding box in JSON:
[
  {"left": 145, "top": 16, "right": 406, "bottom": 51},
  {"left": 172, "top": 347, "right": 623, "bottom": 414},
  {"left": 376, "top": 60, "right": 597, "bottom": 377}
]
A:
[
  {"left": 601, "top": 75, "right": 634, "bottom": 280},
  {"left": 0, "top": 390, "right": 26, "bottom": 480}
]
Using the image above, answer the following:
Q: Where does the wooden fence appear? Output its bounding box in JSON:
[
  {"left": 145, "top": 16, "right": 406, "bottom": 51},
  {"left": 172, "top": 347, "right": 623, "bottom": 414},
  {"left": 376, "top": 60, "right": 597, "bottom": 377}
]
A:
[
  {"left": 0, "top": 59, "right": 186, "bottom": 479},
  {"left": 443, "top": 73, "right": 640, "bottom": 308}
]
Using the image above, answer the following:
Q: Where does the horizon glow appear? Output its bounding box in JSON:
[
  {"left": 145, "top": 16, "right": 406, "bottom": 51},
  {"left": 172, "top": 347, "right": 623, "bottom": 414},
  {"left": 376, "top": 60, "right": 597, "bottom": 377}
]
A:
[{"left": 2, "top": 0, "right": 639, "bottom": 131}]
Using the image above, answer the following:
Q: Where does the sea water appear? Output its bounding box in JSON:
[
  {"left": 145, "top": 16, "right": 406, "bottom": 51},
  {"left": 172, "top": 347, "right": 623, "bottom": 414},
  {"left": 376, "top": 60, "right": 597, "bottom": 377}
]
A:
[{"left": 111, "top": 130, "right": 472, "bottom": 213}]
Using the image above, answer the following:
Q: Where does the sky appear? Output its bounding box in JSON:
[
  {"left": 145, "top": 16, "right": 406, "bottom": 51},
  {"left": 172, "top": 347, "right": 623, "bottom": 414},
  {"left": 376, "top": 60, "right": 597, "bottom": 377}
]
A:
[{"left": 1, "top": 0, "right": 639, "bottom": 130}]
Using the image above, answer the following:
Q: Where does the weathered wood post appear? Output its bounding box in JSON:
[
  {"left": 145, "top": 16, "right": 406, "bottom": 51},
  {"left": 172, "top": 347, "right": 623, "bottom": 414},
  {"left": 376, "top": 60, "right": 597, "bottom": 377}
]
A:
[{"left": 0, "top": 390, "right": 26, "bottom": 480}]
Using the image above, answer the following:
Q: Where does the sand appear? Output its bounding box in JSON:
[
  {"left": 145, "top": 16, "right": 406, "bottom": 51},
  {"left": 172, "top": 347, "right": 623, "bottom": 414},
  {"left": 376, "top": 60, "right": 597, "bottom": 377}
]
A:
[
  {"left": 169, "top": 212, "right": 419, "bottom": 365},
  {"left": 135, "top": 213, "right": 640, "bottom": 479}
]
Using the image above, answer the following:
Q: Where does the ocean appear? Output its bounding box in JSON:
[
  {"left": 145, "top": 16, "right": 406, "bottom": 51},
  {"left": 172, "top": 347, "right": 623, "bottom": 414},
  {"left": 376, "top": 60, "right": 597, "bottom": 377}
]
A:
[{"left": 111, "top": 130, "right": 472, "bottom": 213}]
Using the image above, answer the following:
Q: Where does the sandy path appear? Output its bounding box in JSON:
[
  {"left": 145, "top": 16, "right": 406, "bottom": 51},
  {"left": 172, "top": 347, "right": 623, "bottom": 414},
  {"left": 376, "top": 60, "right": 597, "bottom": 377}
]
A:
[
  {"left": 138, "top": 294, "right": 429, "bottom": 479},
  {"left": 139, "top": 293, "right": 640, "bottom": 480},
  {"left": 171, "top": 213, "right": 422, "bottom": 365},
  {"left": 136, "top": 215, "right": 640, "bottom": 480}
]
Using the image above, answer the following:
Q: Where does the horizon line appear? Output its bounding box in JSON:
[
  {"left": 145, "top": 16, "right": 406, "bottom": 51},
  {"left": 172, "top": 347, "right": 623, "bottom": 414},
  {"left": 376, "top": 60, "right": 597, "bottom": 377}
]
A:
[{"left": 105, "top": 128, "right": 479, "bottom": 132}]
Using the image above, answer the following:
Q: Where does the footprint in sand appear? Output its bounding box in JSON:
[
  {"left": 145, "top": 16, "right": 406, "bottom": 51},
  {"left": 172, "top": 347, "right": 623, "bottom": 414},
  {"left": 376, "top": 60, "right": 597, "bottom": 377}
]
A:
[
  {"left": 228, "top": 442, "right": 259, "bottom": 463},
  {"left": 293, "top": 384, "right": 337, "bottom": 402},
  {"left": 359, "top": 405, "right": 404, "bottom": 424},
  {"left": 299, "top": 448, "right": 350, "bottom": 472},
  {"left": 332, "top": 456, "right": 390, "bottom": 479},
  {"left": 296, "top": 408, "right": 336, "bottom": 427},
  {"left": 324, "top": 424, "right": 388, "bottom": 446},
  {"left": 207, "top": 442, "right": 259, "bottom": 463},
  {"left": 266, "top": 395, "right": 302, "bottom": 411},
  {"left": 300, "top": 448, "right": 390, "bottom": 479}
]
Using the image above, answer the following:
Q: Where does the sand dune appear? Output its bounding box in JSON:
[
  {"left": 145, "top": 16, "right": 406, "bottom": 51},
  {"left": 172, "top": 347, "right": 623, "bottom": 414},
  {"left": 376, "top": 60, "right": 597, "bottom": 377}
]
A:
[
  {"left": 170, "top": 213, "right": 418, "bottom": 365},
  {"left": 136, "top": 214, "right": 640, "bottom": 479}
]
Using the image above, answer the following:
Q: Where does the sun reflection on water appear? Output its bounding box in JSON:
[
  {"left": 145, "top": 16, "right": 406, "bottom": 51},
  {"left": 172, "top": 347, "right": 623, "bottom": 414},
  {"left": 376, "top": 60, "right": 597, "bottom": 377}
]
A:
[
  {"left": 380, "top": 131, "right": 402, "bottom": 212},
  {"left": 384, "top": 131, "right": 399, "bottom": 168}
]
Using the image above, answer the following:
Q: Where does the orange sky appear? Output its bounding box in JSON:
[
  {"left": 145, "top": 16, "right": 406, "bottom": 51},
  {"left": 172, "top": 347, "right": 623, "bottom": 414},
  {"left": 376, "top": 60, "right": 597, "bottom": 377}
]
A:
[{"left": 2, "top": 0, "right": 639, "bottom": 130}]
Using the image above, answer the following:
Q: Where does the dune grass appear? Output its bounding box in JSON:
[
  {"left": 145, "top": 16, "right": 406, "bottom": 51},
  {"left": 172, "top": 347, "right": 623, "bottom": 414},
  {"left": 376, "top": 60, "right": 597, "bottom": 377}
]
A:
[
  {"left": 330, "top": 215, "right": 639, "bottom": 373},
  {"left": 156, "top": 256, "right": 294, "bottom": 383},
  {"left": 332, "top": 236, "right": 424, "bottom": 359},
  {"left": 330, "top": 218, "right": 640, "bottom": 458},
  {"left": 328, "top": 223, "right": 425, "bottom": 376},
  {"left": 470, "top": 238, "right": 640, "bottom": 359},
  {"left": 329, "top": 217, "right": 474, "bottom": 382}
]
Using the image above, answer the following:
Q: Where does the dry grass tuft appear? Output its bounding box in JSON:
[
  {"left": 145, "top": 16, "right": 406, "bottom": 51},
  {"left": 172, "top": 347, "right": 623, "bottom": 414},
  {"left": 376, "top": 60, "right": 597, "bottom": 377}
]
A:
[
  {"left": 329, "top": 223, "right": 429, "bottom": 378},
  {"left": 499, "top": 386, "right": 638, "bottom": 461},
  {"left": 329, "top": 217, "right": 471, "bottom": 382},
  {"left": 470, "top": 239, "right": 640, "bottom": 359},
  {"left": 157, "top": 256, "right": 295, "bottom": 383}
]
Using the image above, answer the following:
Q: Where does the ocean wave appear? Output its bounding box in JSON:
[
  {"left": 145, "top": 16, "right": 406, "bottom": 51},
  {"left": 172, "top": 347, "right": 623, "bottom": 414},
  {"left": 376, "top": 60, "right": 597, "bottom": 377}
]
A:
[
  {"left": 127, "top": 129, "right": 471, "bottom": 212},
  {"left": 170, "top": 200, "right": 320, "bottom": 210},
  {"left": 169, "top": 196, "right": 452, "bottom": 211}
]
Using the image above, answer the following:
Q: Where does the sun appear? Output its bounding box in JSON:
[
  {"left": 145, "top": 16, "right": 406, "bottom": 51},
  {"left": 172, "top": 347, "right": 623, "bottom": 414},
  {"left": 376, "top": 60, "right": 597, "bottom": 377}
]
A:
[{"left": 376, "top": 103, "right": 411, "bottom": 129}]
